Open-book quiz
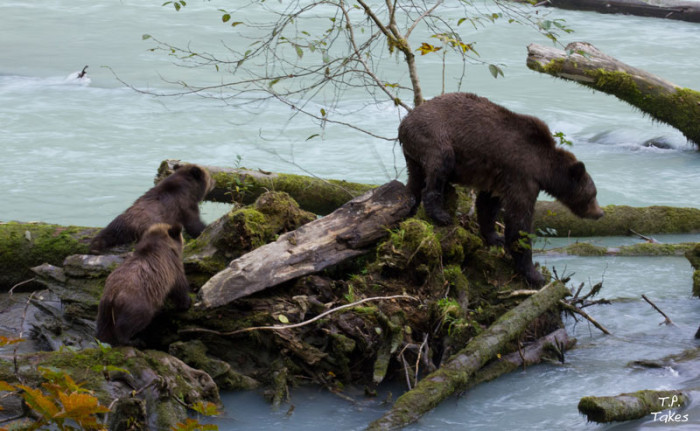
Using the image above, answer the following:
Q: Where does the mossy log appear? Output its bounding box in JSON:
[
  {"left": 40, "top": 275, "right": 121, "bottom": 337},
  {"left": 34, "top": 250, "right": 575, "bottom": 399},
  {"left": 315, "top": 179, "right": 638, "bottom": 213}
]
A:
[
  {"left": 538, "top": 0, "right": 700, "bottom": 23},
  {"left": 686, "top": 243, "right": 700, "bottom": 296},
  {"left": 156, "top": 159, "right": 375, "bottom": 215},
  {"left": 578, "top": 389, "right": 688, "bottom": 423},
  {"left": 199, "top": 180, "right": 413, "bottom": 308},
  {"left": 538, "top": 241, "right": 697, "bottom": 257},
  {"left": 527, "top": 42, "right": 700, "bottom": 146},
  {"left": 534, "top": 201, "right": 700, "bottom": 237},
  {"left": 366, "top": 281, "right": 570, "bottom": 431},
  {"left": 0, "top": 222, "right": 100, "bottom": 292}
]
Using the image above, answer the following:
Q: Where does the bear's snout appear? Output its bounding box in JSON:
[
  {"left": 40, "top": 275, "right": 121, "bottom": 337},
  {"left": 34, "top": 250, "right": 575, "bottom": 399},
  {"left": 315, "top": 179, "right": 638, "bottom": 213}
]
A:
[{"left": 586, "top": 200, "right": 604, "bottom": 219}]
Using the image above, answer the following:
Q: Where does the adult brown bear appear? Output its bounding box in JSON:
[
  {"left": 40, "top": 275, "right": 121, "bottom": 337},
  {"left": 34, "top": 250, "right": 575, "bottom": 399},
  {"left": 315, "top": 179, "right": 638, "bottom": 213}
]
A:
[
  {"left": 90, "top": 164, "right": 215, "bottom": 253},
  {"left": 399, "top": 92, "right": 603, "bottom": 286},
  {"left": 96, "top": 223, "right": 190, "bottom": 346}
]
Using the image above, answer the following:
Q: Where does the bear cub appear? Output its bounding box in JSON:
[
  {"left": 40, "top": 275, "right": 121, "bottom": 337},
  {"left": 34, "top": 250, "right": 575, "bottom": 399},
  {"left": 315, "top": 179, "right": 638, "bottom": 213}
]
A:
[
  {"left": 90, "top": 163, "right": 215, "bottom": 253},
  {"left": 96, "top": 222, "right": 190, "bottom": 346},
  {"left": 399, "top": 92, "right": 603, "bottom": 286}
]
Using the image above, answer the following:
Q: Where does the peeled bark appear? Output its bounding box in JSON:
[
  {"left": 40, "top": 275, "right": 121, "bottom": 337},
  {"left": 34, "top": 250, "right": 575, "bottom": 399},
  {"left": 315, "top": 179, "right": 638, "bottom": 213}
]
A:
[
  {"left": 156, "top": 159, "right": 375, "bottom": 215},
  {"left": 578, "top": 389, "right": 688, "bottom": 423},
  {"left": 367, "top": 281, "right": 571, "bottom": 431},
  {"left": 199, "top": 180, "right": 413, "bottom": 309},
  {"left": 527, "top": 42, "right": 700, "bottom": 146},
  {"left": 539, "top": 0, "right": 700, "bottom": 23}
]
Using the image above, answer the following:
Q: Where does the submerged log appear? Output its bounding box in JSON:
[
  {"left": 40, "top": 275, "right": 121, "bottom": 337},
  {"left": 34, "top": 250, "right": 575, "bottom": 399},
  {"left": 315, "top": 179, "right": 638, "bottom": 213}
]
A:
[
  {"left": 538, "top": 241, "right": 697, "bottom": 257},
  {"left": 527, "top": 42, "right": 700, "bottom": 146},
  {"left": 156, "top": 159, "right": 375, "bottom": 215},
  {"left": 539, "top": 0, "right": 700, "bottom": 23},
  {"left": 578, "top": 389, "right": 689, "bottom": 423},
  {"left": 367, "top": 281, "right": 570, "bottom": 430},
  {"left": 534, "top": 201, "right": 700, "bottom": 237},
  {"left": 199, "top": 180, "right": 413, "bottom": 309}
]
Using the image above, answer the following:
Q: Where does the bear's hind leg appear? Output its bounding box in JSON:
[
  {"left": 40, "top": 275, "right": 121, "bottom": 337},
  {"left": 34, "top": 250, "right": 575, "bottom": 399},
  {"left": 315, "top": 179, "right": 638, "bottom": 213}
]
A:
[
  {"left": 113, "top": 303, "right": 155, "bottom": 346},
  {"left": 476, "top": 191, "right": 504, "bottom": 246},
  {"left": 404, "top": 155, "right": 425, "bottom": 215},
  {"left": 503, "top": 199, "right": 545, "bottom": 287},
  {"left": 168, "top": 273, "right": 192, "bottom": 311},
  {"left": 421, "top": 151, "right": 455, "bottom": 225}
]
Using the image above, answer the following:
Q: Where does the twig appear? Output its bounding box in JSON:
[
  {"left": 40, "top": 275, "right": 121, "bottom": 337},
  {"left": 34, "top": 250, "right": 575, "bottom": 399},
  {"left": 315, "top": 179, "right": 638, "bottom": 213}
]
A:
[
  {"left": 180, "top": 295, "right": 419, "bottom": 336},
  {"left": 629, "top": 229, "right": 659, "bottom": 243},
  {"left": 641, "top": 294, "right": 674, "bottom": 326},
  {"left": 414, "top": 333, "right": 428, "bottom": 384},
  {"left": 400, "top": 352, "right": 413, "bottom": 390},
  {"left": 560, "top": 300, "right": 611, "bottom": 335},
  {"left": 9, "top": 278, "right": 36, "bottom": 295}
]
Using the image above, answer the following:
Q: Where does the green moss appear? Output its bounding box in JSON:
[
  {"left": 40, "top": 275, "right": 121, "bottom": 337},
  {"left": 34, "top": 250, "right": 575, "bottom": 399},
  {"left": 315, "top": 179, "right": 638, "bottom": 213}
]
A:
[
  {"left": 566, "top": 242, "right": 607, "bottom": 256},
  {"left": 376, "top": 218, "right": 442, "bottom": 274},
  {"left": 0, "top": 222, "right": 99, "bottom": 290},
  {"left": 583, "top": 69, "right": 700, "bottom": 145},
  {"left": 693, "top": 270, "right": 700, "bottom": 297}
]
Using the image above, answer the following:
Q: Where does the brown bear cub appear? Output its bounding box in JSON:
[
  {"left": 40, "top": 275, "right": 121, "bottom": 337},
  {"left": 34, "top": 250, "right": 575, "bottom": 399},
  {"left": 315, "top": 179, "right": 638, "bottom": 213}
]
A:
[
  {"left": 399, "top": 92, "right": 604, "bottom": 286},
  {"left": 89, "top": 164, "right": 215, "bottom": 253},
  {"left": 96, "top": 222, "right": 190, "bottom": 346}
]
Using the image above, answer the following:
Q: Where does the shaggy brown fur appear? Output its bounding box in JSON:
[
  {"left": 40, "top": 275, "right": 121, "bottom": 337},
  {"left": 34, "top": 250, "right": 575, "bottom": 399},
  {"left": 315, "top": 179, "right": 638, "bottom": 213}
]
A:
[
  {"left": 90, "top": 164, "right": 215, "bottom": 253},
  {"left": 96, "top": 223, "right": 190, "bottom": 346},
  {"left": 399, "top": 92, "right": 603, "bottom": 286}
]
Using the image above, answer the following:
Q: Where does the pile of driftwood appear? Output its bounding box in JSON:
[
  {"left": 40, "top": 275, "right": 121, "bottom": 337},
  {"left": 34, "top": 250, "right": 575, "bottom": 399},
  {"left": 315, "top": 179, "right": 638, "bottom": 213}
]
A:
[{"left": 0, "top": 158, "right": 698, "bottom": 429}]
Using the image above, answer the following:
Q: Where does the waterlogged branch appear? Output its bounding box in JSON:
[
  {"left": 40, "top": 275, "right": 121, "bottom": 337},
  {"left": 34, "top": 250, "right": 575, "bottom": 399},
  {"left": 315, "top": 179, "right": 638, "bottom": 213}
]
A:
[
  {"left": 578, "top": 390, "right": 690, "bottom": 423},
  {"left": 367, "top": 281, "right": 570, "bottom": 430}
]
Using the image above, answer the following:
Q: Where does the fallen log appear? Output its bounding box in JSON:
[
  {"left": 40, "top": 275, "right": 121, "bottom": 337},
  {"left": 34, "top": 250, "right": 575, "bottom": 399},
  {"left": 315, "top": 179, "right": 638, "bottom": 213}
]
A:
[
  {"left": 578, "top": 389, "right": 689, "bottom": 423},
  {"left": 156, "top": 159, "right": 375, "bottom": 215},
  {"left": 538, "top": 241, "right": 697, "bottom": 257},
  {"left": 0, "top": 221, "right": 99, "bottom": 292},
  {"left": 534, "top": 201, "right": 700, "bottom": 237},
  {"left": 198, "top": 180, "right": 413, "bottom": 309},
  {"left": 366, "top": 281, "right": 570, "bottom": 430},
  {"left": 470, "top": 328, "right": 575, "bottom": 386},
  {"left": 527, "top": 42, "right": 700, "bottom": 146},
  {"left": 538, "top": 0, "right": 700, "bottom": 23}
]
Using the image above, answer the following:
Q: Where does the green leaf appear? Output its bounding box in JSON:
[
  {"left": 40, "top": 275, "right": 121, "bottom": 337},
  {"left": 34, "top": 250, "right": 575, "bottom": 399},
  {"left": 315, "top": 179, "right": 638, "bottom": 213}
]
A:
[
  {"left": 142, "top": 34, "right": 152, "bottom": 40},
  {"left": 295, "top": 45, "right": 304, "bottom": 59},
  {"left": 269, "top": 78, "right": 280, "bottom": 87},
  {"left": 306, "top": 134, "right": 320, "bottom": 141},
  {"left": 320, "top": 108, "right": 326, "bottom": 117},
  {"left": 174, "top": 2, "right": 181, "bottom": 11},
  {"left": 222, "top": 14, "right": 231, "bottom": 23},
  {"left": 278, "top": 314, "right": 289, "bottom": 324},
  {"left": 488, "top": 64, "right": 504, "bottom": 79},
  {"left": 231, "top": 21, "right": 243, "bottom": 27}
]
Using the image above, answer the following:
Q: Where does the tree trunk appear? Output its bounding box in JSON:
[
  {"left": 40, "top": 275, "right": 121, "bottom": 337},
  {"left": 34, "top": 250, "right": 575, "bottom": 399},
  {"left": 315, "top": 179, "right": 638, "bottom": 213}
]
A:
[
  {"left": 366, "top": 281, "right": 571, "bottom": 431},
  {"left": 0, "top": 221, "right": 99, "bottom": 292},
  {"left": 578, "top": 389, "right": 689, "bottom": 423},
  {"left": 534, "top": 201, "right": 700, "bottom": 237},
  {"left": 156, "top": 159, "right": 375, "bottom": 215},
  {"left": 198, "top": 180, "right": 414, "bottom": 309},
  {"left": 526, "top": 42, "right": 700, "bottom": 146},
  {"left": 539, "top": 0, "right": 700, "bottom": 23}
]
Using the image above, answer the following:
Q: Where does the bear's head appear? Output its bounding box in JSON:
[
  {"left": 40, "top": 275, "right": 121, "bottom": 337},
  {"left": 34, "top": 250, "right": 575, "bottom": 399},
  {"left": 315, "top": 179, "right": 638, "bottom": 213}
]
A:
[
  {"left": 561, "top": 161, "right": 604, "bottom": 220},
  {"left": 136, "top": 223, "right": 184, "bottom": 256},
  {"left": 171, "top": 164, "right": 216, "bottom": 201}
]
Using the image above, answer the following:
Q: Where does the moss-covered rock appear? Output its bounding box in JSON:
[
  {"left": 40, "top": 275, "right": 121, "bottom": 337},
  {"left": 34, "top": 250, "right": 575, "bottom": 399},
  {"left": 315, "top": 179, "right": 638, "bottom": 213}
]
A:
[{"left": 686, "top": 243, "right": 700, "bottom": 296}]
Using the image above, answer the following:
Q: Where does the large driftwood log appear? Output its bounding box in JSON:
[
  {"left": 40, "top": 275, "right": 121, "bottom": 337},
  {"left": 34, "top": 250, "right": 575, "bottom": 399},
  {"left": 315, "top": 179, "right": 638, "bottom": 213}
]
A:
[
  {"left": 366, "top": 281, "right": 571, "bottom": 430},
  {"left": 198, "top": 180, "right": 413, "bottom": 309},
  {"left": 578, "top": 389, "right": 689, "bottom": 423},
  {"left": 539, "top": 0, "right": 700, "bottom": 23},
  {"left": 527, "top": 42, "right": 700, "bottom": 146},
  {"left": 156, "top": 159, "right": 375, "bottom": 215}
]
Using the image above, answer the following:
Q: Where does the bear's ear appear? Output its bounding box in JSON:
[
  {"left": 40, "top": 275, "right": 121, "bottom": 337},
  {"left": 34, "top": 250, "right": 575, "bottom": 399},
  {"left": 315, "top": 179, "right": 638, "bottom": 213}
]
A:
[
  {"left": 168, "top": 223, "right": 183, "bottom": 240},
  {"left": 189, "top": 166, "right": 204, "bottom": 181},
  {"left": 570, "top": 161, "right": 586, "bottom": 181}
]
